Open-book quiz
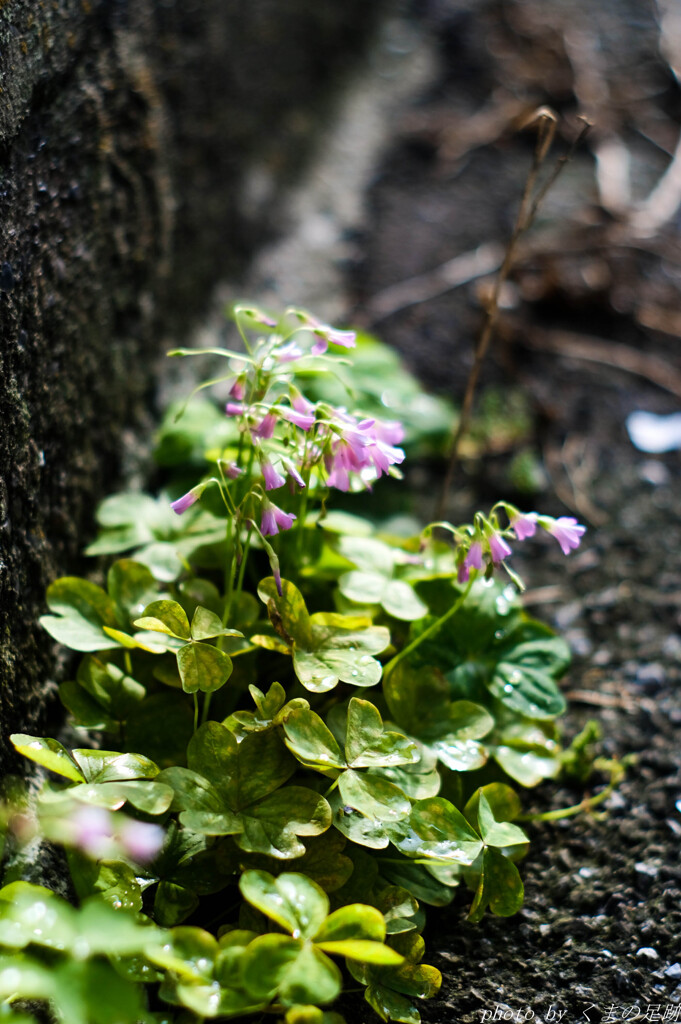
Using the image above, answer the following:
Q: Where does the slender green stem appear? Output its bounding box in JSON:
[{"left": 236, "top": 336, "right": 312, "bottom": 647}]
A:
[
  {"left": 518, "top": 759, "right": 624, "bottom": 822},
  {"left": 124, "top": 651, "right": 133, "bottom": 676},
  {"left": 324, "top": 776, "right": 341, "bottom": 798},
  {"left": 235, "top": 523, "right": 254, "bottom": 603},
  {"left": 201, "top": 692, "right": 213, "bottom": 725},
  {"left": 193, "top": 693, "right": 200, "bottom": 733},
  {"left": 382, "top": 577, "right": 475, "bottom": 680}
]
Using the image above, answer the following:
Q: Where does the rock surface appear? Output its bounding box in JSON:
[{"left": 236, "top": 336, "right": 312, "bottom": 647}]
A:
[{"left": 0, "top": 0, "right": 386, "bottom": 769}]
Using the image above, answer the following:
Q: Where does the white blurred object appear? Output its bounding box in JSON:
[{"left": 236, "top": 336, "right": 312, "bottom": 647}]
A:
[{"left": 626, "top": 410, "right": 681, "bottom": 452}]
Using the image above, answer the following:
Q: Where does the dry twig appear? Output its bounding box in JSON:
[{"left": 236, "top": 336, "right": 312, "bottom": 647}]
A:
[{"left": 436, "top": 110, "right": 591, "bottom": 519}]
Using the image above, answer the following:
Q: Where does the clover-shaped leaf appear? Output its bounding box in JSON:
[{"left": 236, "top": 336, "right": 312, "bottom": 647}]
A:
[
  {"left": 257, "top": 578, "right": 390, "bottom": 693},
  {"left": 158, "top": 723, "right": 330, "bottom": 859},
  {"left": 488, "top": 624, "right": 569, "bottom": 720},
  {"left": 466, "top": 847, "right": 524, "bottom": 922},
  {"left": 283, "top": 699, "right": 417, "bottom": 774},
  {"left": 226, "top": 682, "right": 310, "bottom": 739},
  {"left": 337, "top": 537, "right": 428, "bottom": 622},
  {"left": 384, "top": 662, "right": 493, "bottom": 773},
  {"left": 134, "top": 600, "right": 241, "bottom": 694},
  {"left": 239, "top": 871, "right": 402, "bottom": 1006},
  {"left": 348, "top": 931, "right": 441, "bottom": 1024},
  {"left": 389, "top": 797, "right": 483, "bottom": 868}
]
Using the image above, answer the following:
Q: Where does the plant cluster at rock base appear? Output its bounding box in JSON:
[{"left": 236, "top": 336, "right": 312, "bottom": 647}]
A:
[{"left": 1, "top": 306, "right": 589, "bottom": 1024}]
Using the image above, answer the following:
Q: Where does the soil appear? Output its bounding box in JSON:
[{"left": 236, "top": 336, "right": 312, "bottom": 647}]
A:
[{"left": 342, "top": 1, "right": 681, "bottom": 1020}]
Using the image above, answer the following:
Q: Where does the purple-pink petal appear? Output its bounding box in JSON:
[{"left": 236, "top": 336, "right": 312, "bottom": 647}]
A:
[
  {"left": 464, "top": 540, "right": 484, "bottom": 571},
  {"left": 261, "top": 506, "right": 278, "bottom": 536},
  {"left": 279, "top": 406, "right": 316, "bottom": 430},
  {"left": 252, "top": 412, "right": 277, "bottom": 440},
  {"left": 226, "top": 401, "right": 246, "bottom": 417},
  {"left": 511, "top": 511, "right": 538, "bottom": 541},
  {"left": 261, "top": 458, "right": 286, "bottom": 491},
  {"left": 273, "top": 505, "right": 296, "bottom": 531},
  {"left": 548, "top": 516, "right": 586, "bottom": 555},
  {"left": 171, "top": 489, "right": 199, "bottom": 515},
  {"left": 119, "top": 820, "right": 165, "bottom": 863},
  {"left": 488, "top": 532, "right": 512, "bottom": 563}
]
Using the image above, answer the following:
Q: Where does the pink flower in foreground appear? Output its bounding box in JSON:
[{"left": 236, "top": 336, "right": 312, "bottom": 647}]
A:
[
  {"left": 118, "top": 820, "right": 165, "bottom": 863},
  {"left": 510, "top": 510, "right": 538, "bottom": 541},
  {"left": 72, "top": 806, "right": 114, "bottom": 859},
  {"left": 260, "top": 455, "right": 286, "bottom": 491},
  {"left": 544, "top": 516, "right": 586, "bottom": 555},
  {"left": 224, "top": 462, "right": 243, "bottom": 480},
  {"left": 324, "top": 412, "right": 405, "bottom": 490},
  {"left": 487, "top": 530, "right": 512, "bottom": 564},
  {"left": 261, "top": 501, "right": 297, "bottom": 537}
]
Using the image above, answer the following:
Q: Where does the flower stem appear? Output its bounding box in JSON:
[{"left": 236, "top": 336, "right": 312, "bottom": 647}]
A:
[{"left": 382, "top": 577, "right": 475, "bottom": 680}]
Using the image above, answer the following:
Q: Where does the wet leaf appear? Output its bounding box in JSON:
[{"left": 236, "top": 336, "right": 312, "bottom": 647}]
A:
[{"left": 258, "top": 578, "right": 390, "bottom": 693}]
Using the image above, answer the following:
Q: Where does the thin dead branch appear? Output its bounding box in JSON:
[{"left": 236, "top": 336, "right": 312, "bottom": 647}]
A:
[{"left": 436, "top": 111, "right": 591, "bottom": 519}]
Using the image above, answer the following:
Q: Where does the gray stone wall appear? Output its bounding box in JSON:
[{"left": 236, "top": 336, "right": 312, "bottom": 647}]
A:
[{"left": 0, "top": 0, "right": 386, "bottom": 770}]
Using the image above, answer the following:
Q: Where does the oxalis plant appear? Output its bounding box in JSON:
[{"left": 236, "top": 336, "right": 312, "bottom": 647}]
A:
[{"left": 2, "top": 305, "right": 603, "bottom": 1024}]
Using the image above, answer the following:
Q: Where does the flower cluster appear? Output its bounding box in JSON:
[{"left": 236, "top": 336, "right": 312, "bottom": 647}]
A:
[
  {"left": 451, "top": 505, "right": 586, "bottom": 585},
  {"left": 169, "top": 306, "right": 405, "bottom": 543}
]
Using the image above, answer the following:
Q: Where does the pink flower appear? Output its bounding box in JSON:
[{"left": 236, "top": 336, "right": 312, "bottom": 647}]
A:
[
  {"left": 261, "top": 455, "right": 286, "bottom": 491},
  {"left": 226, "top": 401, "right": 246, "bottom": 417},
  {"left": 292, "top": 310, "right": 357, "bottom": 355},
  {"left": 252, "top": 412, "right": 277, "bottom": 440},
  {"left": 279, "top": 406, "right": 316, "bottom": 430},
  {"left": 71, "top": 806, "right": 114, "bottom": 859},
  {"left": 457, "top": 540, "right": 483, "bottom": 583},
  {"left": 544, "top": 516, "right": 586, "bottom": 555},
  {"left": 118, "top": 820, "right": 165, "bottom": 863},
  {"left": 274, "top": 341, "right": 304, "bottom": 363},
  {"left": 311, "top": 327, "right": 357, "bottom": 356},
  {"left": 170, "top": 485, "right": 202, "bottom": 515},
  {"left": 240, "top": 306, "right": 277, "bottom": 328},
  {"left": 373, "top": 419, "right": 405, "bottom": 446},
  {"left": 228, "top": 378, "right": 245, "bottom": 401},
  {"left": 224, "top": 462, "right": 243, "bottom": 480},
  {"left": 487, "top": 530, "right": 512, "bottom": 564},
  {"left": 290, "top": 387, "right": 316, "bottom": 418},
  {"left": 510, "top": 511, "right": 538, "bottom": 541},
  {"left": 261, "top": 501, "right": 297, "bottom": 537}
]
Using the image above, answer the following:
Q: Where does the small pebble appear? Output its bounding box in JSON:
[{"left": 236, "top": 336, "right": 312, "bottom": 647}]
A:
[
  {"left": 670, "top": 984, "right": 681, "bottom": 1005},
  {"left": 665, "top": 963, "right": 681, "bottom": 979},
  {"left": 635, "top": 862, "right": 659, "bottom": 879},
  {"left": 578, "top": 867, "right": 596, "bottom": 879},
  {"left": 637, "top": 947, "right": 659, "bottom": 961}
]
